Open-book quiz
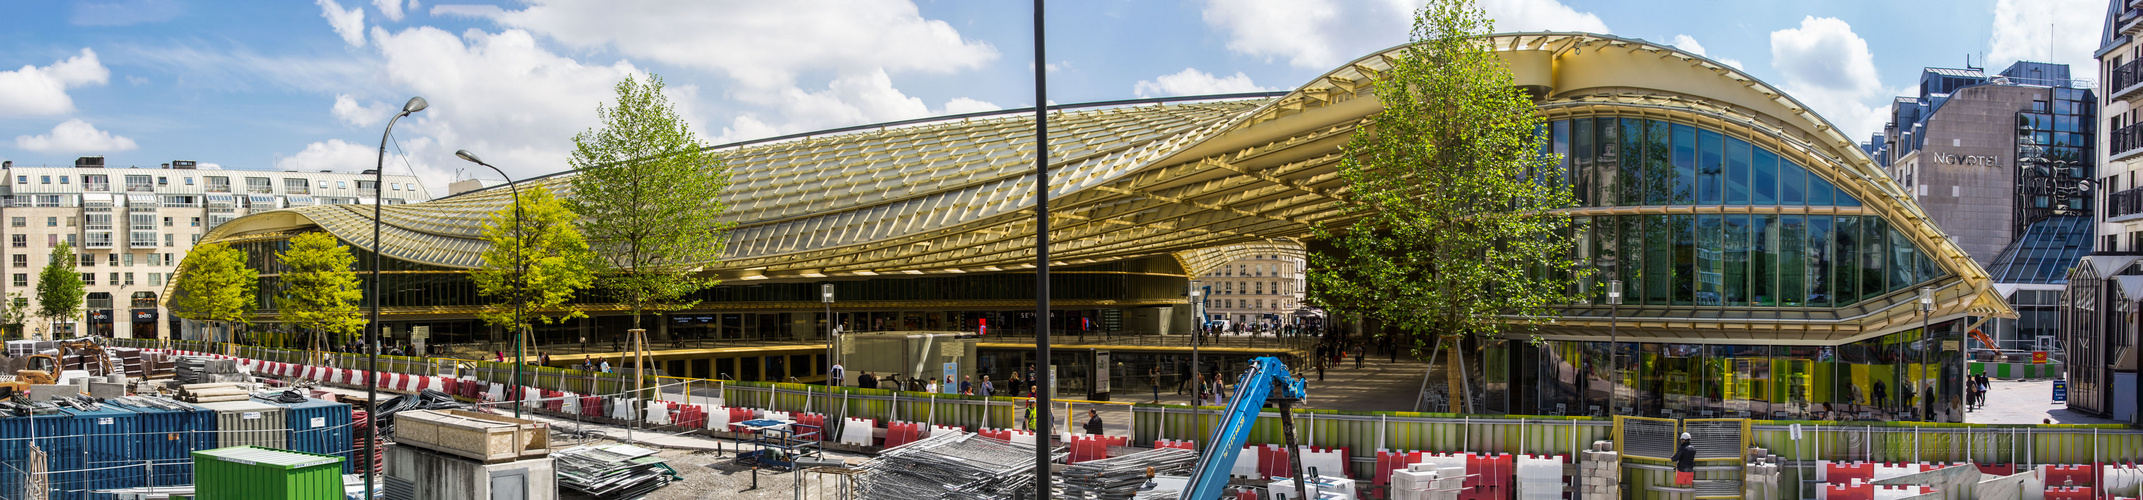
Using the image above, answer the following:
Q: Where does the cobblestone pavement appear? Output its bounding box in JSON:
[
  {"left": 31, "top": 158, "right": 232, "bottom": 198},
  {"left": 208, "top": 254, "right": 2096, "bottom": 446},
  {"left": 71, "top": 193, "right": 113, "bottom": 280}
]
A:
[{"left": 1965, "top": 378, "right": 2120, "bottom": 425}]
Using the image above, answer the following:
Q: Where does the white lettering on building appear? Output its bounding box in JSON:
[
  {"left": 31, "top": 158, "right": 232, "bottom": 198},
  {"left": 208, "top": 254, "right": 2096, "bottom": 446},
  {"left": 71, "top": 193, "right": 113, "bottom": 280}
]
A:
[{"left": 1929, "top": 152, "right": 1999, "bottom": 167}]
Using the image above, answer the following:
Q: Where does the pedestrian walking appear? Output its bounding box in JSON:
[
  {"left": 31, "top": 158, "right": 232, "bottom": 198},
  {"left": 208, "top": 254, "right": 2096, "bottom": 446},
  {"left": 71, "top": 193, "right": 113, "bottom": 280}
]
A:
[
  {"left": 926, "top": 379, "right": 939, "bottom": 393},
  {"left": 981, "top": 375, "right": 995, "bottom": 398},
  {"left": 1174, "top": 358, "right": 1189, "bottom": 395},
  {"left": 1356, "top": 344, "right": 1365, "bottom": 369},
  {"left": 1083, "top": 409, "right": 1104, "bottom": 435},
  {"left": 1672, "top": 432, "right": 1696, "bottom": 485},
  {"left": 1149, "top": 365, "right": 1161, "bottom": 403},
  {"left": 829, "top": 363, "right": 845, "bottom": 387},
  {"left": 539, "top": 352, "right": 550, "bottom": 367},
  {"left": 960, "top": 376, "right": 974, "bottom": 395},
  {"left": 860, "top": 372, "right": 877, "bottom": 390}
]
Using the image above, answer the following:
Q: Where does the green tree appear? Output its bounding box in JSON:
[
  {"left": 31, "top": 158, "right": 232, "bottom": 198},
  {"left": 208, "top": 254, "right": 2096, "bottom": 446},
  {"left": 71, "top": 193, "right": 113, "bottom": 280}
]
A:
[
  {"left": 568, "top": 73, "right": 732, "bottom": 338},
  {"left": 171, "top": 242, "right": 259, "bottom": 342},
  {"left": 278, "top": 232, "right": 365, "bottom": 350},
  {"left": 1307, "top": 0, "right": 1583, "bottom": 413},
  {"left": 474, "top": 185, "right": 597, "bottom": 338},
  {"left": 33, "top": 242, "right": 84, "bottom": 339},
  {"left": 0, "top": 293, "right": 30, "bottom": 339}
]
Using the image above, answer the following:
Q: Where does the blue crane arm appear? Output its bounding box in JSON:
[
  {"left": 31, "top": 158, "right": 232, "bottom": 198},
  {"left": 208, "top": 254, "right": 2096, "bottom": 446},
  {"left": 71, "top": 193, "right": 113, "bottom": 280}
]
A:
[{"left": 1181, "top": 356, "right": 1307, "bottom": 500}]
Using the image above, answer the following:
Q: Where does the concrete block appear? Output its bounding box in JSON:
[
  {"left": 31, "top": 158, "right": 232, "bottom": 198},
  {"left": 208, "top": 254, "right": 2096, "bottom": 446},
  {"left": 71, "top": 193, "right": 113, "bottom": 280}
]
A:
[
  {"left": 87, "top": 382, "right": 122, "bottom": 399},
  {"left": 29, "top": 384, "right": 81, "bottom": 401}
]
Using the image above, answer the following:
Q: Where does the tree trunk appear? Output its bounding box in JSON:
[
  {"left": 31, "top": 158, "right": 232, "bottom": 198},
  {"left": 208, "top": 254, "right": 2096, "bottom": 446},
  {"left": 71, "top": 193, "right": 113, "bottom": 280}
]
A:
[{"left": 1444, "top": 335, "right": 1468, "bottom": 413}]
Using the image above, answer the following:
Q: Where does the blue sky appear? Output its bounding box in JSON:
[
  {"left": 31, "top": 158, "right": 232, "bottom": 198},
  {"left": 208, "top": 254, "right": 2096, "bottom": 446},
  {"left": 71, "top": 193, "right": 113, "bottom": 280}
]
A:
[{"left": 0, "top": 0, "right": 2106, "bottom": 193}]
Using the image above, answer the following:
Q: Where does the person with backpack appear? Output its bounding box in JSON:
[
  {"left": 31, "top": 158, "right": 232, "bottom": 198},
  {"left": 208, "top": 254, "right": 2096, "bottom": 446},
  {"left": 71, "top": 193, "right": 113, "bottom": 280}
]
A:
[{"left": 1672, "top": 432, "right": 1697, "bottom": 485}]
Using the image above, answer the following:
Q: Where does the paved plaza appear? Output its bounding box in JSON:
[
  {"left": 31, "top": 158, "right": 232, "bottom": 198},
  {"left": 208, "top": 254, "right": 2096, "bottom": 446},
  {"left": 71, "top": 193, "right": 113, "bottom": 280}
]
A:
[{"left": 1967, "top": 378, "right": 2121, "bottom": 425}]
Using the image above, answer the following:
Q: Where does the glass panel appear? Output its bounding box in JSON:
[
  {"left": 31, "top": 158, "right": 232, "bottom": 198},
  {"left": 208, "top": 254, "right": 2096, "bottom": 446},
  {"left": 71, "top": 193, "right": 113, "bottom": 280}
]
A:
[
  {"left": 1600, "top": 119, "right": 1621, "bottom": 206},
  {"left": 1673, "top": 214, "right": 1695, "bottom": 305},
  {"left": 1647, "top": 214, "right": 1672, "bottom": 304},
  {"left": 1724, "top": 214, "right": 1750, "bottom": 306},
  {"left": 1779, "top": 215, "right": 1806, "bottom": 307},
  {"left": 1889, "top": 227, "right": 1915, "bottom": 289},
  {"left": 1752, "top": 215, "right": 1777, "bottom": 306},
  {"left": 1575, "top": 118, "right": 1595, "bottom": 207},
  {"left": 1622, "top": 215, "right": 1645, "bottom": 304},
  {"left": 1621, "top": 118, "right": 1645, "bottom": 205},
  {"left": 1646, "top": 120, "right": 1671, "bottom": 205},
  {"left": 1672, "top": 124, "right": 1696, "bottom": 205},
  {"left": 1597, "top": 214, "right": 1618, "bottom": 303},
  {"left": 1577, "top": 119, "right": 1594, "bottom": 207},
  {"left": 1807, "top": 166, "right": 1835, "bottom": 206},
  {"left": 1862, "top": 217, "right": 1889, "bottom": 299},
  {"left": 1554, "top": 120, "right": 1571, "bottom": 195},
  {"left": 1726, "top": 137, "right": 1751, "bottom": 205},
  {"left": 1574, "top": 216, "right": 1595, "bottom": 302},
  {"left": 1698, "top": 129, "right": 1724, "bottom": 205},
  {"left": 1697, "top": 215, "right": 1723, "bottom": 306},
  {"left": 1808, "top": 216, "right": 1833, "bottom": 308},
  {"left": 1752, "top": 147, "right": 1779, "bottom": 205},
  {"left": 1833, "top": 216, "right": 1860, "bottom": 305},
  {"left": 1779, "top": 158, "right": 1808, "bottom": 205},
  {"left": 1916, "top": 239, "right": 1941, "bottom": 283}
]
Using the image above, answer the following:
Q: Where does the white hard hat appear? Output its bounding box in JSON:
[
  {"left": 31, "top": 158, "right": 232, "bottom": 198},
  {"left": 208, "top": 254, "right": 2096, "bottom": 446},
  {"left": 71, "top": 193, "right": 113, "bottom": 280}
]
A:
[{"left": 1681, "top": 432, "right": 1692, "bottom": 440}]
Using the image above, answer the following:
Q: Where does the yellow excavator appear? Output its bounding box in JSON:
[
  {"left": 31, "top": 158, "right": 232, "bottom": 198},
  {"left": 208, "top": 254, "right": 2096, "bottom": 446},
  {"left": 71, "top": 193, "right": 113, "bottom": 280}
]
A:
[{"left": 0, "top": 338, "right": 111, "bottom": 399}]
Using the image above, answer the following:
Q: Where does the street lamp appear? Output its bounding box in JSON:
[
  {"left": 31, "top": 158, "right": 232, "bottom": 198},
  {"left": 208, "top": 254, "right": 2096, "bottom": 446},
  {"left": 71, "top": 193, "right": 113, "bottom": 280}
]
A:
[
  {"left": 822, "top": 283, "right": 835, "bottom": 386},
  {"left": 368, "top": 95, "right": 425, "bottom": 495},
  {"left": 1189, "top": 284, "right": 1205, "bottom": 392},
  {"left": 1606, "top": 279, "right": 1621, "bottom": 417},
  {"left": 455, "top": 150, "right": 527, "bottom": 418}
]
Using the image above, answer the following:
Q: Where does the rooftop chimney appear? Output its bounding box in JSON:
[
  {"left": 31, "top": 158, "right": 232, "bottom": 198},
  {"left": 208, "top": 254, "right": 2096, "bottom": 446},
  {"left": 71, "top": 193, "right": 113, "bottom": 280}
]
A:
[{"left": 74, "top": 156, "right": 104, "bottom": 168}]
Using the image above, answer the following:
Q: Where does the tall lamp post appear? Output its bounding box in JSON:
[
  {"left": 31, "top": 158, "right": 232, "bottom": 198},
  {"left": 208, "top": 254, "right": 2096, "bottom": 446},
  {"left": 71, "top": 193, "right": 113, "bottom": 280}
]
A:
[
  {"left": 1606, "top": 279, "right": 1621, "bottom": 417},
  {"left": 1919, "top": 286, "right": 1935, "bottom": 421},
  {"left": 822, "top": 283, "right": 835, "bottom": 384},
  {"left": 368, "top": 96, "right": 426, "bottom": 495},
  {"left": 1030, "top": 1, "right": 1054, "bottom": 495},
  {"left": 1189, "top": 284, "right": 1205, "bottom": 391},
  {"left": 455, "top": 150, "right": 527, "bottom": 418}
]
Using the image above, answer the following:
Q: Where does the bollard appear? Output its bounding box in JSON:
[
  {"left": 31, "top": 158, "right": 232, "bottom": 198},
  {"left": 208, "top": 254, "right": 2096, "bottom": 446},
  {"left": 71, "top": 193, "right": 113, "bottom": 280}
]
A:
[{"left": 743, "top": 466, "right": 760, "bottom": 492}]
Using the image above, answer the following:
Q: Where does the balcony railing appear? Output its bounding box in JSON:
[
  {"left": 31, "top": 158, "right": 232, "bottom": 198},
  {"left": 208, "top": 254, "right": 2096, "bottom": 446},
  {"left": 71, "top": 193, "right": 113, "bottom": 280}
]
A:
[
  {"left": 2116, "top": 58, "right": 2143, "bottom": 99},
  {"left": 2111, "top": 186, "right": 2143, "bottom": 219},
  {"left": 2115, "top": 122, "right": 2143, "bottom": 159},
  {"left": 206, "top": 185, "right": 231, "bottom": 193},
  {"left": 81, "top": 183, "right": 109, "bottom": 192}
]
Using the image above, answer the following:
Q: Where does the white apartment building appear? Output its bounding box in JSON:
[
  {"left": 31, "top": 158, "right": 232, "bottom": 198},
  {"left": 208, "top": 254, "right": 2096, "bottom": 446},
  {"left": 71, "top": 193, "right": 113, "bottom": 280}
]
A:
[
  {"left": 2106, "top": 2, "right": 2143, "bottom": 248},
  {"left": 0, "top": 156, "right": 432, "bottom": 340},
  {"left": 1191, "top": 252, "right": 1305, "bottom": 329}
]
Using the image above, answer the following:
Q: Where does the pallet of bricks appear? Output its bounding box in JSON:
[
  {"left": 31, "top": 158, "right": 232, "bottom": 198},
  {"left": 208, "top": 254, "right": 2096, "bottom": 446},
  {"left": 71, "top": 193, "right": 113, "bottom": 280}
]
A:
[{"left": 176, "top": 382, "right": 254, "bottom": 403}]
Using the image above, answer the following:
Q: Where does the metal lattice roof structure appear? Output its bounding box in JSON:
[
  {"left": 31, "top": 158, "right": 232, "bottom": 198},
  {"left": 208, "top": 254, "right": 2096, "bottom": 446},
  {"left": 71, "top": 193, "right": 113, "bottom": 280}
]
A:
[{"left": 200, "top": 32, "right": 2012, "bottom": 345}]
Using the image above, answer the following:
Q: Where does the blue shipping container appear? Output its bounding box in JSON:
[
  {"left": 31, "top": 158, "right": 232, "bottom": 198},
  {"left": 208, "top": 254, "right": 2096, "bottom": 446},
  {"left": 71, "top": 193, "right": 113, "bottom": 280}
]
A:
[
  {"left": 0, "top": 413, "right": 80, "bottom": 500},
  {"left": 104, "top": 401, "right": 216, "bottom": 488},
  {"left": 256, "top": 398, "right": 353, "bottom": 474},
  {"left": 59, "top": 405, "right": 143, "bottom": 500}
]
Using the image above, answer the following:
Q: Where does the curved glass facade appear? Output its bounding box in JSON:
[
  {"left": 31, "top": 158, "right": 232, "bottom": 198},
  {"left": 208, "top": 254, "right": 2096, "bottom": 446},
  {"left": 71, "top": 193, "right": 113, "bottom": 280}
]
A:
[
  {"left": 1550, "top": 118, "right": 1947, "bottom": 307},
  {"left": 1553, "top": 117, "right": 1862, "bottom": 209}
]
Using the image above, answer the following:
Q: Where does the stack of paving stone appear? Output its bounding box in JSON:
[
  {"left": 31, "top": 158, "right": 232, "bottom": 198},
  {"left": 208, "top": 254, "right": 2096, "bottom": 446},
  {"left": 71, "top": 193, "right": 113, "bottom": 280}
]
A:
[
  {"left": 1578, "top": 441, "right": 1620, "bottom": 499},
  {"left": 555, "top": 444, "right": 681, "bottom": 499},
  {"left": 1743, "top": 447, "right": 1781, "bottom": 500},
  {"left": 175, "top": 356, "right": 245, "bottom": 384},
  {"left": 1056, "top": 447, "right": 1197, "bottom": 499},
  {"left": 111, "top": 348, "right": 145, "bottom": 378}
]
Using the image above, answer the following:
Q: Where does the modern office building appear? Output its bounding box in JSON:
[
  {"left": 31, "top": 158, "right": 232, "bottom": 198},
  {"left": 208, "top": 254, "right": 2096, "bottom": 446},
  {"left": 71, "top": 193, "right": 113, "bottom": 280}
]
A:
[
  {"left": 184, "top": 33, "right": 2005, "bottom": 421},
  {"left": 1189, "top": 244, "right": 1306, "bottom": 329},
  {"left": 0, "top": 156, "right": 432, "bottom": 340},
  {"left": 2063, "top": 0, "right": 2143, "bottom": 421},
  {"left": 1863, "top": 62, "right": 2096, "bottom": 354}
]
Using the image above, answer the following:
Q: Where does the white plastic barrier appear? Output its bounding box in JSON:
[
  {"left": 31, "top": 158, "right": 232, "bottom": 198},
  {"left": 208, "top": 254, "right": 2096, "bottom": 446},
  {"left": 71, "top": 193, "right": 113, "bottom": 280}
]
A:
[
  {"left": 839, "top": 417, "right": 874, "bottom": 446},
  {"left": 931, "top": 424, "right": 963, "bottom": 437},
  {"left": 488, "top": 384, "right": 507, "bottom": 403},
  {"left": 706, "top": 406, "right": 732, "bottom": 431},
  {"left": 523, "top": 387, "right": 540, "bottom": 403},
  {"left": 611, "top": 397, "right": 636, "bottom": 420},
  {"left": 1516, "top": 455, "right": 1564, "bottom": 500},
  {"left": 1231, "top": 447, "right": 1260, "bottom": 479},
  {"left": 1299, "top": 448, "right": 1346, "bottom": 481},
  {"left": 645, "top": 402, "right": 671, "bottom": 425},
  {"left": 764, "top": 410, "right": 793, "bottom": 423},
  {"left": 1872, "top": 463, "right": 1921, "bottom": 482},
  {"left": 562, "top": 395, "right": 580, "bottom": 414},
  {"left": 2104, "top": 463, "right": 2143, "bottom": 497}
]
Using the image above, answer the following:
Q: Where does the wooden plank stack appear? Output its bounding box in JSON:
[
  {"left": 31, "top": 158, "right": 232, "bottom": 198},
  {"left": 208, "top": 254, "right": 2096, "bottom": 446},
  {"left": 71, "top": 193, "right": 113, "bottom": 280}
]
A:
[{"left": 176, "top": 382, "right": 253, "bottom": 403}]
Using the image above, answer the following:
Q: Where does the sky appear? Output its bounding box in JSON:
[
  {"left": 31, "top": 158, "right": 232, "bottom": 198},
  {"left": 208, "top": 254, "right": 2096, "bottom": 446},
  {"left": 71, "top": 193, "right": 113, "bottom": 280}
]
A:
[{"left": 0, "top": 0, "right": 2111, "bottom": 194}]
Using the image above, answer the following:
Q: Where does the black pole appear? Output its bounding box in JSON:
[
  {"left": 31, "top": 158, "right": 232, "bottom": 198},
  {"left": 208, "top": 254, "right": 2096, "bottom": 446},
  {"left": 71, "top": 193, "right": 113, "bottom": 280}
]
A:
[
  {"left": 1031, "top": 1, "right": 1052, "bottom": 498},
  {"left": 460, "top": 154, "right": 525, "bottom": 417},
  {"left": 367, "top": 97, "right": 423, "bottom": 494}
]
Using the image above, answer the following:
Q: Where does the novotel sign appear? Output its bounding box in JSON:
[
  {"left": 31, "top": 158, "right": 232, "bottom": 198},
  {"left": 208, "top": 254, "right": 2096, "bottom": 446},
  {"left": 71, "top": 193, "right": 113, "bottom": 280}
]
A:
[{"left": 1929, "top": 152, "right": 1999, "bottom": 167}]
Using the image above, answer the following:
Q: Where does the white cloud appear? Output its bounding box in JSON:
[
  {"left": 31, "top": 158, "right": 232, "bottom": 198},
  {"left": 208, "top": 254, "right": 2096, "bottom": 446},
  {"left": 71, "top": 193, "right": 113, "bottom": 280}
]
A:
[
  {"left": 718, "top": 69, "right": 932, "bottom": 141},
  {"left": 1987, "top": 0, "right": 2103, "bottom": 82},
  {"left": 15, "top": 119, "right": 138, "bottom": 153},
  {"left": 1670, "top": 34, "right": 1742, "bottom": 69},
  {"left": 274, "top": 139, "right": 378, "bottom": 172},
  {"left": 942, "top": 97, "right": 1001, "bottom": 115},
  {"left": 331, "top": 94, "right": 391, "bottom": 127},
  {"left": 372, "top": 0, "right": 405, "bottom": 21},
  {"left": 1133, "top": 68, "right": 1271, "bottom": 98},
  {"left": 474, "top": 0, "right": 997, "bottom": 90},
  {"left": 1477, "top": 0, "right": 1608, "bottom": 33},
  {"left": 317, "top": 0, "right": 367, "bottom": 47},
  {"left": 0, "top": 48, "right": 110, "bottom": 117},
  {"left": 1200, "top": 0, "right": 1605, "bottom": 70},
  {"left": 1770, "top": 16, "right": 1888, "bottom": 140}
]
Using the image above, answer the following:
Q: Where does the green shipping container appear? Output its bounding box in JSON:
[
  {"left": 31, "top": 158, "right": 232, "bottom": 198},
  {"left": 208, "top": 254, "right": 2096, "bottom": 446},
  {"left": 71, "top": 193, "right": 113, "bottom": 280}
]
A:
[{"left": 191, "top": 446, "right": 345, "bottom": 500}]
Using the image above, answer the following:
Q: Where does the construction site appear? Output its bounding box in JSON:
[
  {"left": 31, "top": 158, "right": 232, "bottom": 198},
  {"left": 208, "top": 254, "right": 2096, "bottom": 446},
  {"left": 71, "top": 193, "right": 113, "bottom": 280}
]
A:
[{"left": 0, "top": 335, "right": 2098, "bottom": 500}]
